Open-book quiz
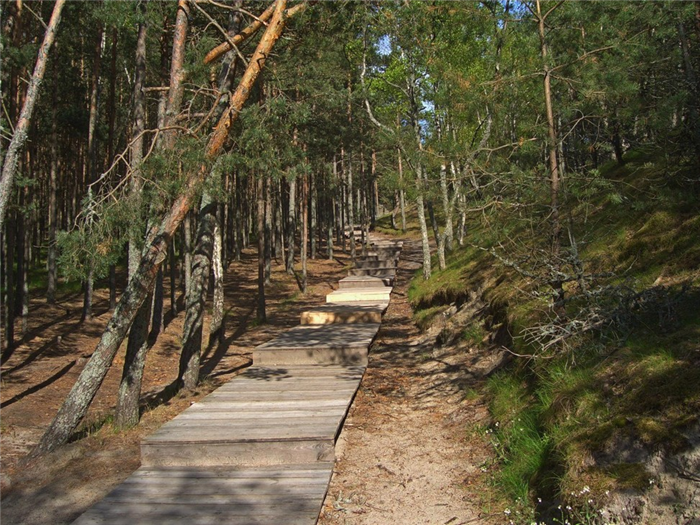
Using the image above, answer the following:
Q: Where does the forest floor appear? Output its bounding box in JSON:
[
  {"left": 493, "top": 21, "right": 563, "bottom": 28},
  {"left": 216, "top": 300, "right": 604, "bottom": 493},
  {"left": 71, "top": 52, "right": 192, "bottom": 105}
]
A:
[{"left": 1, "top": 237, "right": 498, "bottom": 525}]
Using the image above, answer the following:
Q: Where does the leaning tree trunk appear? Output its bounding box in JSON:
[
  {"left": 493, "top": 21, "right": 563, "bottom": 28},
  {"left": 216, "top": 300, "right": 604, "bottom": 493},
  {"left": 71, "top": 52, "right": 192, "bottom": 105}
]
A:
[
  {"left": 33, "top": 0, "right": 291, "bottom": 455},
  {"left": 114, "top": 11, "right": 150, "bottom": 429},
  {"left": 0, "top": 0, "right": 65, "bottom": 231}
]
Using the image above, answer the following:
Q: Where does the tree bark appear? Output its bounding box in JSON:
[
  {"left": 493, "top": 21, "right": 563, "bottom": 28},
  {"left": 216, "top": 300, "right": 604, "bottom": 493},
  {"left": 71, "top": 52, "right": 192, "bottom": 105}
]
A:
[
  {"left": 256, "top": 175, "right": 266, "bottom": 323},
  {"left": 264, "top": 176, "right": 272, "bottom": 285},
  {"left": 47, "top": 69, "right": 58, "bottom": 305},
  {"left": 286, "top": 177, "right": 296, "bottom": 274},
  {"left": 179, "top": 192, "right": 217, "bottom": 390},
  {"left": 209, "top": 220, "right": 225, "bottom": 345},
  {"left": 397, "top": 147, "right": 406, "bottom": 232},
  {"left": 3, "top": 216, "right": 15, "bottom": 357},
  {"left": 0, "top": 0, "right": 65, "bottom": 231},
  {"left": 416, "top": 166, "right": 432, "bottom": 280},
  {"left": 536, "top": 0, "right": 562, "bottom": 257},
  {"left": 301, "top": 173, "right": 309, "bottom": 292},
  {"left": 115, "top": 11, "right": 149, "bottom": 427}
]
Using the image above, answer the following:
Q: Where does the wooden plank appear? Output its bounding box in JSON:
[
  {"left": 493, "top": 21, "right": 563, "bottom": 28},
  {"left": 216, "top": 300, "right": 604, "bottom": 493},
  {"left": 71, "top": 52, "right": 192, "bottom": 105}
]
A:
[
  {"left": 156, "top": 416, "right": 342, "bottom": 430},
  {"left": 325, "top": 288, "right": 391, "bottom": 303},
  {"left": 215, "top": 380, "right": 361, "bottom": 391},
  {"left": 146, "top": 424, "right": 339, "bottom": 442},
  {"left": 348, "top": 267, "right": 397, "bottom": 277},
  {"left": 252, "top": 346, "right": 369, "bottom": 366},
  {"left": 255, "top": 324, "right": 379, "bottom": 350},
  {"left": 76, "top": 512, "right": 320, "bottom": 525},
  {"left": 203, "top": 390, "right": 358, "bottom": 401},
  {"left": 75, "top": 503, "right": 321, "bottom": 520},
  {"left": 171, "top": 409, "right": 345, "bottom": 420},
  {"left": 141, "top": 440, "right": 335, "bottom": 467},
  {"left": 187, "top": 401, "right": 350, "bottom": 411},
  {"left": 215, "top": 378, "right": 360, "bottom": 395},
  {"left": 131, "top": 464, "right": 331, "bottom": 479},
  {"left": 338, "top": 276, "right": 393, "bottom": 289}
]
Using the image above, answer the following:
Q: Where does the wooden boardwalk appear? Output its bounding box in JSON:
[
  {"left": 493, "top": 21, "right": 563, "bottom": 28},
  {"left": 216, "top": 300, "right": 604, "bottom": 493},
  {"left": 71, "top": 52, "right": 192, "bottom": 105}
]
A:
[{"left": 74, "top": 236, "right": 403, "bottom": 525}]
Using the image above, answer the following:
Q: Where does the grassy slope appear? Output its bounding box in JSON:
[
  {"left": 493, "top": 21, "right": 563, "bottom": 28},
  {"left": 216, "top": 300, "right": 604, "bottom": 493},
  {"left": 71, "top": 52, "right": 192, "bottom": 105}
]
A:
[{"left": 404, "top": 150, "right": 700, "bottom": 521}]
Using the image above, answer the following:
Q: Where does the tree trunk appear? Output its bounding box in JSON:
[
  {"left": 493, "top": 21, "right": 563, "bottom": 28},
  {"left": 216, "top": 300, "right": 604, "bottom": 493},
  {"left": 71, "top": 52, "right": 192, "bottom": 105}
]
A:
[
  {"left": 286, "top": 177, "right": 296, "bottom": 274},
  {"left": 169, "top": 241, "right": 178, "bottom": 315},
  {"left": 264, "top": 176, "right": 272, "bottom": 285},
  {"left": 81, "top": 267, "right": 94, "bottom": 322},
  {"left": 536, "top": 0, "right": 562, "bottom": 257},
  {"left": 439, "top": 162, "right": 453, "bottom": 252},
  {"left": 397, "top": 147, "right": 406, "bottom": 232},
  {"left": 301, "top": 174, "right": 309, "bottom": 293},
  {"left": 114, "top": 12, "right": 148, "bottom": 427},
  {"left": 20, "top": 190, "right": 29, "bottom": 335},
  {"left": 209, "top": 220, "right": 225, "bottom": 345},
  {"left": 179, "top": 192, "right": 217, "bottom": 390},
  {"left": 47, "top": 74, "right": 58, "bottom": 305},
  {"left": 183, "top": 212, "right": 192, "bottom": 297},
  {"left": 3, "top": 216, "right": 15, "bottom": 357},
  {"left": 346, "top": 150, "right": 356, "bottom": 260},
  {"left": 0, "top": 0, "right": 65, "bottom": 230},
  {"left": 310, "top": 173, "right": 316, "bottom": 259},
  {"left": 114, "top": 293, "right": 152, "bottom": 429},
  {"left": 257, "top": 175, "right": 266, "bottom": 323},
  {"left": 415, "top": 166, "right": 432, "bottom": 280},
  {"left": 151, "top": 269, "right": 164, "bottom": 338}
]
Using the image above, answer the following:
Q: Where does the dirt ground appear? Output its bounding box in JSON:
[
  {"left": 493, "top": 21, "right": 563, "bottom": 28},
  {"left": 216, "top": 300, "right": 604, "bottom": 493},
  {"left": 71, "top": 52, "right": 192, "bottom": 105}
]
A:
[
  {"left": 1, "top": 238, "right": 498, "bottom": 525},
  {"left": 319, "top": 240, "right": 499, "bottom": 525}
]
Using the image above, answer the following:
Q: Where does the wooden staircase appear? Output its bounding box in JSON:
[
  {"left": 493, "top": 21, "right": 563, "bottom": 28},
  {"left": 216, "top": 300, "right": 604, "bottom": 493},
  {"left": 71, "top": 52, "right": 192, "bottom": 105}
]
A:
[{"left": 74, "top": 235, "right": 403, "bottom": 525}]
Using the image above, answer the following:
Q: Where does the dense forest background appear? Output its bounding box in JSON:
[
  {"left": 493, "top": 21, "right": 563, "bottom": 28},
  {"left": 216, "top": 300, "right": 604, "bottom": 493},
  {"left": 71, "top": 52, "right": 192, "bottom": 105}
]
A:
[{"left": 1, "top": 1, "right": 699, "bottom": 522}]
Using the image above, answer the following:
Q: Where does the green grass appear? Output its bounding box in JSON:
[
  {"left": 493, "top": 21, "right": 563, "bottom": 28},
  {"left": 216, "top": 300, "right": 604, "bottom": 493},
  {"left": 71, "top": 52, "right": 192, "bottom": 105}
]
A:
[{"left": 407, "top": 149, "right": 700, "bottom": 520}]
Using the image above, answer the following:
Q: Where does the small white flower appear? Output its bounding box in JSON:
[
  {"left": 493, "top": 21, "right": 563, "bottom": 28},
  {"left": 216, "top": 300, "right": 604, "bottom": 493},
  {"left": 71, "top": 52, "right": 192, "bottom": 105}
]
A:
[
  {"left": 588, "top": 499, "right": 594, "bottom": 504},
  {"left": 566, "top": 505, "right": 572, "bottom": 511},
  {"left": 582, "top": 485, "right": 590, "bottom": 494},
  {"left": 537, "top": 498, "right": 542, "bottom": 503},
  {"left": 605, "top": 490, "right": 610, "bottom": 496},
  {"left": 648, "top": 478, "right": 655, "bottom": 485},
  {"left": 504, "top": 508, "right": 511, "bottom": 516}
]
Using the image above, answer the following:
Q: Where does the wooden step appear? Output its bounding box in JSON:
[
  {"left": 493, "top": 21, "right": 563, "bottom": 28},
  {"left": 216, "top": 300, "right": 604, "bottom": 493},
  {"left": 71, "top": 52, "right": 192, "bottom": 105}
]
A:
[
  {"left": 325, "top": 287, "right": 391, "bottom": 304},
  {"left": 338, "top": 275, "right": 393, "bottom": 289},
  {"left": 141, "top": 365, "right": 365, "bottom": 468},
  {"left": 253, "top": 324, "right": 379, "bottom": 366},
  {"left": 366, "top": 249, "right": 401, "bottom": 261},
  {"left": 73, "top": 464, "right": 333, "bottom": 525},
  {"left": 300, "top": 304, "right": 385, "bottom": 325},
  {"left": 354, "top": 259, "right": 398, "bottom": 270},
  {"left": 348, "top": 267, "right": 397, "bottom": 278}
]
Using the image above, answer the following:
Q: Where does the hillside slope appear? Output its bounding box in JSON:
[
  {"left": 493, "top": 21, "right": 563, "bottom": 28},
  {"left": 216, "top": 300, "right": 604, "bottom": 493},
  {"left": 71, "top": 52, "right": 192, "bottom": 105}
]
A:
[{"left": 405, "top": 150, "right": 700, "bottom": 524}]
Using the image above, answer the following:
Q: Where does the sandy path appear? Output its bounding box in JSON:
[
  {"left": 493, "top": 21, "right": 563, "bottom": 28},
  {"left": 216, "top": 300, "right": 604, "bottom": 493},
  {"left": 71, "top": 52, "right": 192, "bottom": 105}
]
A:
[{"left": 319, "top": 240, "right": 495, "bottom": 525}]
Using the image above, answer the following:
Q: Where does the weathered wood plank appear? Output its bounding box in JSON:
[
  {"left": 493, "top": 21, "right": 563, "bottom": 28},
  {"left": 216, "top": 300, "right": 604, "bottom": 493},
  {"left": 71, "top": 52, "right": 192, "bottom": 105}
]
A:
[
  {"left": 141, "top": 440, "right": 335, "bottom": 467},
  {"left": 255, "top": 324, "right": 380, "bottom": 350},
  {"left": 171, "top": 408, "right": 345, "bottom": 419}
]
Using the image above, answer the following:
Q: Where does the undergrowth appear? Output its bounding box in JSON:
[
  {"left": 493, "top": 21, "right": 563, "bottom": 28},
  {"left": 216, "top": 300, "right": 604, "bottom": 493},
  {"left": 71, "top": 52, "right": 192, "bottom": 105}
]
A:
[{"left": 408, "top": 150, "right": 700, "bottom": 523}]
